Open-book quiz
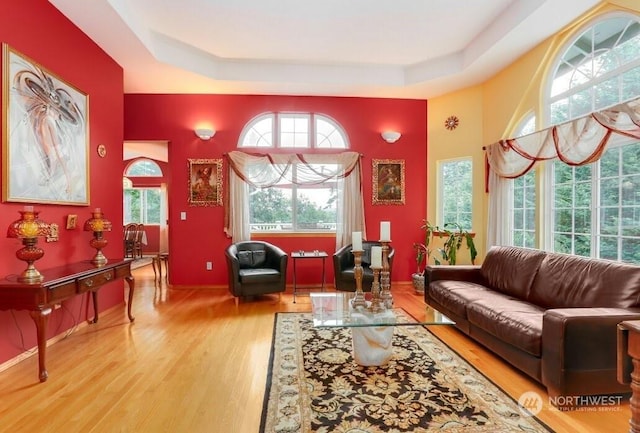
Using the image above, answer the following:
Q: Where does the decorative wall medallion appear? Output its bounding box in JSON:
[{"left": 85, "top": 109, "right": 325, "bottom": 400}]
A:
[
  {"left": 445, "top": 115, "right": 459, "bottom": 130},
  {"left": 97, "top": 144, "right": 107, "bottom": 157}
]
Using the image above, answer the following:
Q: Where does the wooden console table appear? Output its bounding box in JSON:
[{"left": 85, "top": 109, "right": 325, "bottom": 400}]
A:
[{"left": 0, "top": 259, "right": 135, "bottom": 382}]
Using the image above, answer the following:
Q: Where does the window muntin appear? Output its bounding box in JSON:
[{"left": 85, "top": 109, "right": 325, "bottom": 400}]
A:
[
  {"left": 124, "top": 187, "right": 161, "bottom": 225},
  {"left": 438, "top": 158, "right": 472, "bottom": 230},
  {"left": 239, "top": 114, "right": 275, "bottom": 148},
  {"left": 511, "top": 114, "right": 537, "bottom": 248},
  {"left": 316, "top": 115, "right": 348, "bottom": 149},
  {"left": 545, "top": 13, "right": 640, "bottom": 264},
  {"left": 280, "top": 114, "right": 310, "bottom": 148},
  {"left": 248, "top": 164, "right": 338, "bottom": 232}
]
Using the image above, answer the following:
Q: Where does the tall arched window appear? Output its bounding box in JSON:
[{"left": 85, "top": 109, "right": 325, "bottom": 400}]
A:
[
  {"left": 236, "top": 112, "right": 350, "bottom": 233},
  {"left": 544, "top": 13, "right": 640, "bottom": 263}
]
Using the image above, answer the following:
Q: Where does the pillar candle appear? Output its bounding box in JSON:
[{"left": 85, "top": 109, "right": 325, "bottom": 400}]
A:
[
  {"left": 380, "top": 221, "right": 391, "bottom": 241},
  {"left": 371, "top": 246, "right": 382, "bottom": 267},
  {"left": 352, "top": 231, "right": 363, "bottom": 251}
]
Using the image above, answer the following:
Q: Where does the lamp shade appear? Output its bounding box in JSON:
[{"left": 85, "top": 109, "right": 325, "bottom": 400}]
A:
[
  {"left": 7, "top": 208, "right": 50, "bottom": 239},
  {"left": 195, "top": 128, "right": 216, "bottom": 140},
  {"left": 381, "top": 131, "right": 401, "bottom": 143},
  {"left": 84, "top": 208, "right": 112, "bottom": 232}
]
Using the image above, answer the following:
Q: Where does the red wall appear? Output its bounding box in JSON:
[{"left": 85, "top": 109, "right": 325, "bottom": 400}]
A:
[
  {"left": 124, "top": 95, "right": 428, "bottom": 286},
  {"left": 0, "top": 0, "right": 124, "bottom": 366}
]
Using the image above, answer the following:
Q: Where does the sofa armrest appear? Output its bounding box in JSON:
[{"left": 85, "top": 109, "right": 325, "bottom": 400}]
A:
[
  {"left": 542, "top": 308, "right": 640, "bottom": 395},
  {"left": 425, "top": 265, "right": 483, "bottom": 284}
]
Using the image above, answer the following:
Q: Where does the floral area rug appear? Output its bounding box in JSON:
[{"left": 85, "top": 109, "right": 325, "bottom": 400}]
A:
[{"left": 259, "top": 311, "right": 551, "bottom": 433}]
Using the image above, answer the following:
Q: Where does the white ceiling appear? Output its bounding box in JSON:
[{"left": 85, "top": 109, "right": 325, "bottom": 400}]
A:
[{"left": 49, "top": 0, "right": 602, "bottom": 99}]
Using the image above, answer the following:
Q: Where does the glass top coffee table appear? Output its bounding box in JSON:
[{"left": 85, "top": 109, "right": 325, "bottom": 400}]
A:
[{"left": 310, "top": 292, "right": 454, "bottom": 366}]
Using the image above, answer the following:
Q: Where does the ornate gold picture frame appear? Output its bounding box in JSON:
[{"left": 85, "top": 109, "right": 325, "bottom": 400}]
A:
[
  {"left": 2, "top": 44, "right": 89, "bottom": 205},
  {"left": 372, "top": 159, "right": 405, "bottom": 205},
  {"left": 188, "top": 158, "right": 223, "bottom": 206}
]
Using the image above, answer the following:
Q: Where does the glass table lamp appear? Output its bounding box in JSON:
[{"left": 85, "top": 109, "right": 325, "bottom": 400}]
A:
[
  {"left": 84, "top": 208, "right": 113, "bottom": 266},
  {"left": 6, "top": 206, "right": 51, "bottom": 283}
]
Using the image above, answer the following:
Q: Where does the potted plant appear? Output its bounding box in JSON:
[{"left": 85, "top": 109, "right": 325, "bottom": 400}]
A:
[
  {"left": 438, "top": 222, "right": 478, "bottom": 266},
  {"left": 412, "top": 220, "right": 478, "bottom": 293},
  {"left": 412, "top": 220, "right": 438, "bottom": 293}
]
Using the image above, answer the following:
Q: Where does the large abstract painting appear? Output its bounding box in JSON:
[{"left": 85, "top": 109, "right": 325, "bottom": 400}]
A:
[{"left": 2, "top": 44, "right": 89, "bottom": 205}]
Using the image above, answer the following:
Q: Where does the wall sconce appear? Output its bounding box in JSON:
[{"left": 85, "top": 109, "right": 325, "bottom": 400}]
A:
[
  {"left": 84, "top": 208, "right": 112, "bottom": 266},
  {"left": 7, "top": 206, "right": 51, "bottom": 283},
  {"left": 195, "top": 128, "right": 216, "bottom": 140},
  {"left": 381, "top": 131, "right": 401, "bottom": 143}
]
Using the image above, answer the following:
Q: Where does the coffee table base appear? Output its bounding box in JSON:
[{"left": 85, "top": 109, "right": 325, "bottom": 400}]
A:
[{"left": 352, "top": 326, "right": 394, "bottom": 366}]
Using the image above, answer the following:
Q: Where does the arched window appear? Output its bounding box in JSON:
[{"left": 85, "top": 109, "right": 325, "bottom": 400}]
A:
[
  {"left": 238, "top": 112, "right": 349, "bottom": 149},
  {"left": 236, "top": 112, "right": 349, "bottom": 233},
  {"left": 544, "top": 13, "right": 640, "bottom": 263},
  {"left": 125, "top": 158, "right": 163, "bottom": 176},
  {"left": 124, "top": 159, "right": 163, "bottom": 225}
]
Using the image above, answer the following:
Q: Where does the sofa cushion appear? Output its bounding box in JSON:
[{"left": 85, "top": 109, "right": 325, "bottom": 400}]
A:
[
  {"left": 428, "top": 280, "right": 491, "bottom": 319},
  {"left": 480, "top": 246, "right": 546, "bottom": 300},
  {"left": 529, "top": 252, "right": 640, "bottom": 308},
  {"left": 466, "top": 294, "right": 544, "bottom": 357},
  {"left": 239, "top": 268, "right": 281, "bottom": 284}
]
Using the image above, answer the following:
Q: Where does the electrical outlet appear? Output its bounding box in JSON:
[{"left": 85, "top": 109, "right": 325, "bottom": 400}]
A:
[
  {"left": 180, "top": 211, "right": 187, "bottom": 220},
  {"left": 206, "top": 261, "right": 212, "bottom": 270}
]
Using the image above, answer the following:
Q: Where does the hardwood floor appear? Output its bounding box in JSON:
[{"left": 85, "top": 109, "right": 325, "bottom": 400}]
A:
[{"left": 0, "top": 265, "right": 631, "bottom": 432}]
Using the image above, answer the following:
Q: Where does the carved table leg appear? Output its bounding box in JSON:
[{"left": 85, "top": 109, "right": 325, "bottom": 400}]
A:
[
  {"left": 91, "top": 291, "right": 99, "bottom": 324},
  {"left": 631, "top": 358, "right": 640, "bottom": 433},
  {"left": 29, "top": 308, "right": 52, "bottom": 382},
  {"left": 125, "top": 275, "right": 136, "bottom": 322}
]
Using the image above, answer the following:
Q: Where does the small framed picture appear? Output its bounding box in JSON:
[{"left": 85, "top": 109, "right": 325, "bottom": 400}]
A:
[
  {"left": 66, "top": 214, "right": 78, "bottom": 229},
  {"left": 188, "top": 158, "right": 223, "bottom": 206},
  {"left": 372, "top": 159, "right": 405, "bottom": 205}
]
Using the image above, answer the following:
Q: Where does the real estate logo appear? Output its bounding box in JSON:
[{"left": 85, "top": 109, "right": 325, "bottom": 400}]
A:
[{"left": 518, "top": 391, "right": 543, "bottom": 417}]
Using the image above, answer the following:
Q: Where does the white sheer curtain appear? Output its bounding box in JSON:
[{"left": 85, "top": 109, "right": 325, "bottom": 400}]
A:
[
  {"left": 224, "top": 151, "right": 365, "bottom": 248},
  {"left": 485, "top": 96, "right": 640, "bottom": 248},
  {"left": 159, "top": 183, "right": 169, "bottom": 253}
]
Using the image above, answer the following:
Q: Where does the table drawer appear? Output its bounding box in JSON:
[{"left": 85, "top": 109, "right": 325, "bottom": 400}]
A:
[
  {"left": 47, "top": 281, "right": 77, "bottom": 304},
  {"left": 77, "top": 269, "right": 115, "bottom": 292}
]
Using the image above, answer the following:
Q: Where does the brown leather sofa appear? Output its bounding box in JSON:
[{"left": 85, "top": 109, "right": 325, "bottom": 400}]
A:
[
  {"left": 333, "top": 241, "right": 394, "bottom": 291},
  {"left": 225, "top": 241, "right": 288, "bottom": 306},
  {"left": 425, "top": 245, "right": 640, "bottom": 403}
]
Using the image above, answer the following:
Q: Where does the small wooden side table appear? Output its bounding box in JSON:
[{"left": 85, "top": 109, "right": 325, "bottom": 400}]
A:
[
  {"left": 618, "top": 320, "right": 640, "bottom": 433},
  {"left": 291, "top": 251, "right": 327, "bottom": 303}
]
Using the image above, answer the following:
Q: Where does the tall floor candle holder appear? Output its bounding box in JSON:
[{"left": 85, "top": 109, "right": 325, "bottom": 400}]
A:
[
  {"left": 370, "top": 266, "right": 384, "bottom": 313},
  {"left": 351, "top": 249, "right": 367, "bottom": 308},
  {"left": 380, "top": 240, "right": 393, "bottom": 308}
]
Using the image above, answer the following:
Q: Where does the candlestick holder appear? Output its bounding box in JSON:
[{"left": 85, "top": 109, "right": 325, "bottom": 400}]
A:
[
  {"left": 351, "top": 249, "right": 367, "bottom": 309},
  {"left": 380, "top": 240, "right": 393, "bottom": 309},
  {"left": 369, "top": 266, "right": 384, "bottom": 313}
]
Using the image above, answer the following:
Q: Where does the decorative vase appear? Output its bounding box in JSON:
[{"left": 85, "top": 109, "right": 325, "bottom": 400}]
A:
[{"left": 412, "top": 273, "right": 425, "bottom": 294}]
